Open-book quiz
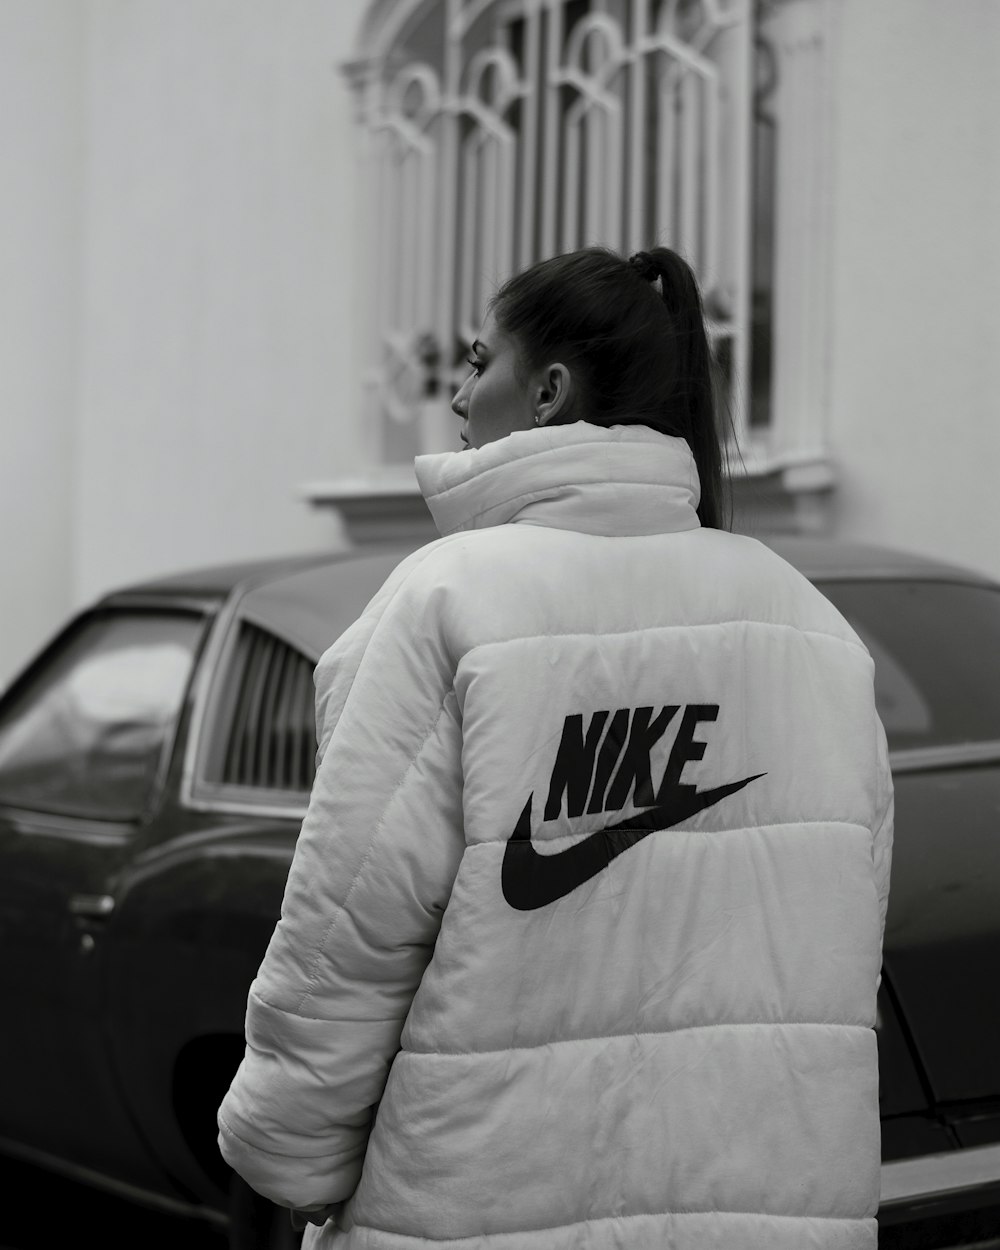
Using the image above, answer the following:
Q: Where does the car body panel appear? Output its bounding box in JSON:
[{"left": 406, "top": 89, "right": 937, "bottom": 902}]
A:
[
  {"left": 0, "top": 599, "right": 218, "bottom": 1190},
  {"left": 883, "top": 764, "right": 1000, "bottom": 1106},
  {"left": 235, "top": 548, "right": 412, "bottom": 661},
  {"left": 104, "top": 809, "right": 299, "bottom": 1202},
  {"left": 0, "top": 804, "right": 168, "bottom": 1188}
]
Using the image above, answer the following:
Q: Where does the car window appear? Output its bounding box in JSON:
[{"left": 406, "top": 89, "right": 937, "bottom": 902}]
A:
[
  {"left": 818, "top": 579, "right": 1000, "bottom": 751},
  {"left": 202, "top": 620, "right": 317, "bottom": 796},
  {"left": 0, "top": 610, "right": 205, "bottom": 821}
]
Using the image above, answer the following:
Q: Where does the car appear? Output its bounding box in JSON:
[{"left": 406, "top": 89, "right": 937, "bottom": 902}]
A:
[{"left": 0, "top": 535, "right": 998, "bottom": 1248}]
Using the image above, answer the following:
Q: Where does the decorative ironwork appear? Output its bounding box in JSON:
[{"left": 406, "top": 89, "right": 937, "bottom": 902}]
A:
[{"left": 349, "top": 0, "right": 756, "bottom": 457}]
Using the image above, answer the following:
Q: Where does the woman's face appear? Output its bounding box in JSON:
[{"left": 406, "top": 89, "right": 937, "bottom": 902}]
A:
[{"left": 450, "top": 310, "right": 539, "bottom": 450}]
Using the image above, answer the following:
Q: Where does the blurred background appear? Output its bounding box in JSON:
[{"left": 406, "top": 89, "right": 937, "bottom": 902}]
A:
[{"left": 2, "top": 0, "right": 998, "bottom": 688}]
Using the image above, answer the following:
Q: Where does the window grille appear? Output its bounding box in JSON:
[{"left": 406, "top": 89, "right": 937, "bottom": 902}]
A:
[
  {"left": 347, "top": 0, "right": 757, "bottom": 460},
  {"left": 218, "top": 623, "right": 316, "bottom": 794}
]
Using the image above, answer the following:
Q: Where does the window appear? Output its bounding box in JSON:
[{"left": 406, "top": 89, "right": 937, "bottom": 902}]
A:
[
  {"left": 819, "top": 580, "right": 1000, "bottom": 752},
  {"left": 0, "top": 610, "right": 205, "bottom": 821},
  {"left": 204, "top": 622, "right": 316, "bottom": 796},
  {"left": 353, "top": 0, "right": 758, "bottom": 459}
]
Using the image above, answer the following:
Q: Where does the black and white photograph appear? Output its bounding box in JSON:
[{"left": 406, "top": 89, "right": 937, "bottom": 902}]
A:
[{"left": 2, "top": 2, "right": 999, "bottom": 1247}]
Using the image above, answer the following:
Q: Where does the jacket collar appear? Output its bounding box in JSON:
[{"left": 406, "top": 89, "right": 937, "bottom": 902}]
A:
[{"left": 414, "top": 421, "right": 701, "bottom": 538}]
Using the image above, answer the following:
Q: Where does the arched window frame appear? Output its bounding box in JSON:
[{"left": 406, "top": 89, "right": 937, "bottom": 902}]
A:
[{"left": 340, "top": 0, "right": 838, "bottom": 513}]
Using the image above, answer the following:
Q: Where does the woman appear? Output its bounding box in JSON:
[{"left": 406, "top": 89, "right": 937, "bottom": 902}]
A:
[{"left": 218, "top": 246, "right": 893, "bottom": 1249}]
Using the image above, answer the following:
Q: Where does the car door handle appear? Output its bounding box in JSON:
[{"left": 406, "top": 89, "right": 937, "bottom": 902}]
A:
[{"left": 68, "top": 894, "right": 116, "bottom": 924}]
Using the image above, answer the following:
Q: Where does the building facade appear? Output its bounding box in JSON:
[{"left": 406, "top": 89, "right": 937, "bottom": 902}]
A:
[
  {"left": 312, "top": 0, "right": 835, "bottom": 543},
  {"left": 2, "top": 0, "right": 998, "bottom": 685}
]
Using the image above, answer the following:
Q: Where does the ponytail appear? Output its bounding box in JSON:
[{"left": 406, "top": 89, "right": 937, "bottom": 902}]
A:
[
  {"left": 631, "top": 248, "right": 729, "bottom": 531},
  {"left": 491, "top": 246, "right": 732, "bottom": 530}
]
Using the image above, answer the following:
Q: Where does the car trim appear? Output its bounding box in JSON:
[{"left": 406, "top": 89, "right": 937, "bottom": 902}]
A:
[
  {"left": 148, "top": 603, "right": 217, "bottom": 815},
  {"left": 146, "top": 829, "right": 294, "bottom": 865},
  {"left": 179, "top": 586, "right": 315, "bottom": 820},
  {"left": 811, "top": 568, "right": 998, "bottom": 590},
  {"left": 0, "top": 1134, "right": 228, "bottom": 1227},
  {"left": 184, "top": 795, "right": 308, "bottom": 819},
  {"left": 880, "top": 1141, "right": 1000, "bottom": 1206},
  {"left": 178, "top": 588, "right": 246, "bottom": 810},
  {"left": 121, "top": 830, "right": 298, "bottom": 899},
  {"left": 183, "top": 789, "right": 309, "bottom": 820},
  {"left": 97, "top": 592, "right": 224, "bottom": 616},
  {"left": 0, "top": 804, "right": 135, "bottom": 843},
  {"left": 888, "top": 740, "right": 1000, "bottom": 774}
]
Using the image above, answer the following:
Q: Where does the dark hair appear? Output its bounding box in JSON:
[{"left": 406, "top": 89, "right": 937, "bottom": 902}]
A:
[{"left": 489, "top": 245, "right": 731, "bottom": 530}]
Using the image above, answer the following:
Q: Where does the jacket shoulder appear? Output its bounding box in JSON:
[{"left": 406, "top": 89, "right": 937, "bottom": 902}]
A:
[
  {"left": 712, "top": 532, "right": 870, "bottom": 651},
  {"left": 412, "top": 526, "right": 869, "bottom": 653}
]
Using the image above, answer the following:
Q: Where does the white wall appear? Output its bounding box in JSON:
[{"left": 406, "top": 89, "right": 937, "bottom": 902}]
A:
[
  {"left": 3, "top": 0, "right": 999, "bottom": 691},
  {"left": 75, "top": 0, "right": 369, "bottom": 604},
  {"left": 0, "top": 3, "right": 85, "bottom": 689},
  {"left": 827, "top": 0, "right": 1000, "bottom": 579}
]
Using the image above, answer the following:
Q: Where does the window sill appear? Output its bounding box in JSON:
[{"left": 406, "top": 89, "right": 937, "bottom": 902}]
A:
[{"left": 299, "top": 450, "right": 837, "bottom": 547}]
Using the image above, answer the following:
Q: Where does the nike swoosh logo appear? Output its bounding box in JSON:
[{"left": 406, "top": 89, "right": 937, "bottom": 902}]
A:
[{"left": 501, "top": 773, "right": 766, "bottom": 911}]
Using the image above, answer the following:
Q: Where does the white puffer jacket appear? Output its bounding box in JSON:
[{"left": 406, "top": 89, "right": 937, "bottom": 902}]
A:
[{"left": 218, "top": 422, "right": 893, "bottom": 1250}]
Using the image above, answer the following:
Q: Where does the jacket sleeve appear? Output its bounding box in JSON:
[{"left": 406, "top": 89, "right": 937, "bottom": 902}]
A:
[{"left": 217, "top": 547, "right": 466, "bottom": 1210}]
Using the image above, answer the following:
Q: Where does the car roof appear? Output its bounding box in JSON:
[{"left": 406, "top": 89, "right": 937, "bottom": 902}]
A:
[
  {"left": 236, "top": 548, "right": 418, "bottom": 660},
  {"left": 117, "top": 530, "right": 990, "bottom": 592},
  {"left": 107, "top": 550, "right": 352, "bottom": 600},
  {"left": 100, "top": 533, "right": 997, "bottom": 663},
  {"left": 759, "top": 534, "right": 995, "bottom": 585},
  {"left": 110, "top": 533, "right": 994, "bottom": 602}
]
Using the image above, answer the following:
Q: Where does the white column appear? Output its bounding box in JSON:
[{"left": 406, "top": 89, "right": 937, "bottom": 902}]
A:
[
  {"left": 343, "top": 56, "right": 385, "bottom": 468},
  {"left": 764, "top": 0, "right": 837, "bottom": 463}
]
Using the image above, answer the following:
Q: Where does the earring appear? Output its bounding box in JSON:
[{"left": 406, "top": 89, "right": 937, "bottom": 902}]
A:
[{"left": 534, "top": 413, "right": 540, "bottom": 426}]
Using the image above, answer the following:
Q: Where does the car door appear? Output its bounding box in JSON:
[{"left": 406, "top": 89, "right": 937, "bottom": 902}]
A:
[
  {"left": 0, "top": 599, "right": 214, "bottom": 1185},
  {"left": 820, "top": 576, "right": 1000, "bottom": 1211}
]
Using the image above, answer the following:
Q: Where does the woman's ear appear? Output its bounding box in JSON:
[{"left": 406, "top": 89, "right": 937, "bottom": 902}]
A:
[{"left": 534, "top": 363, "right": 573, "bottom": 426}]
